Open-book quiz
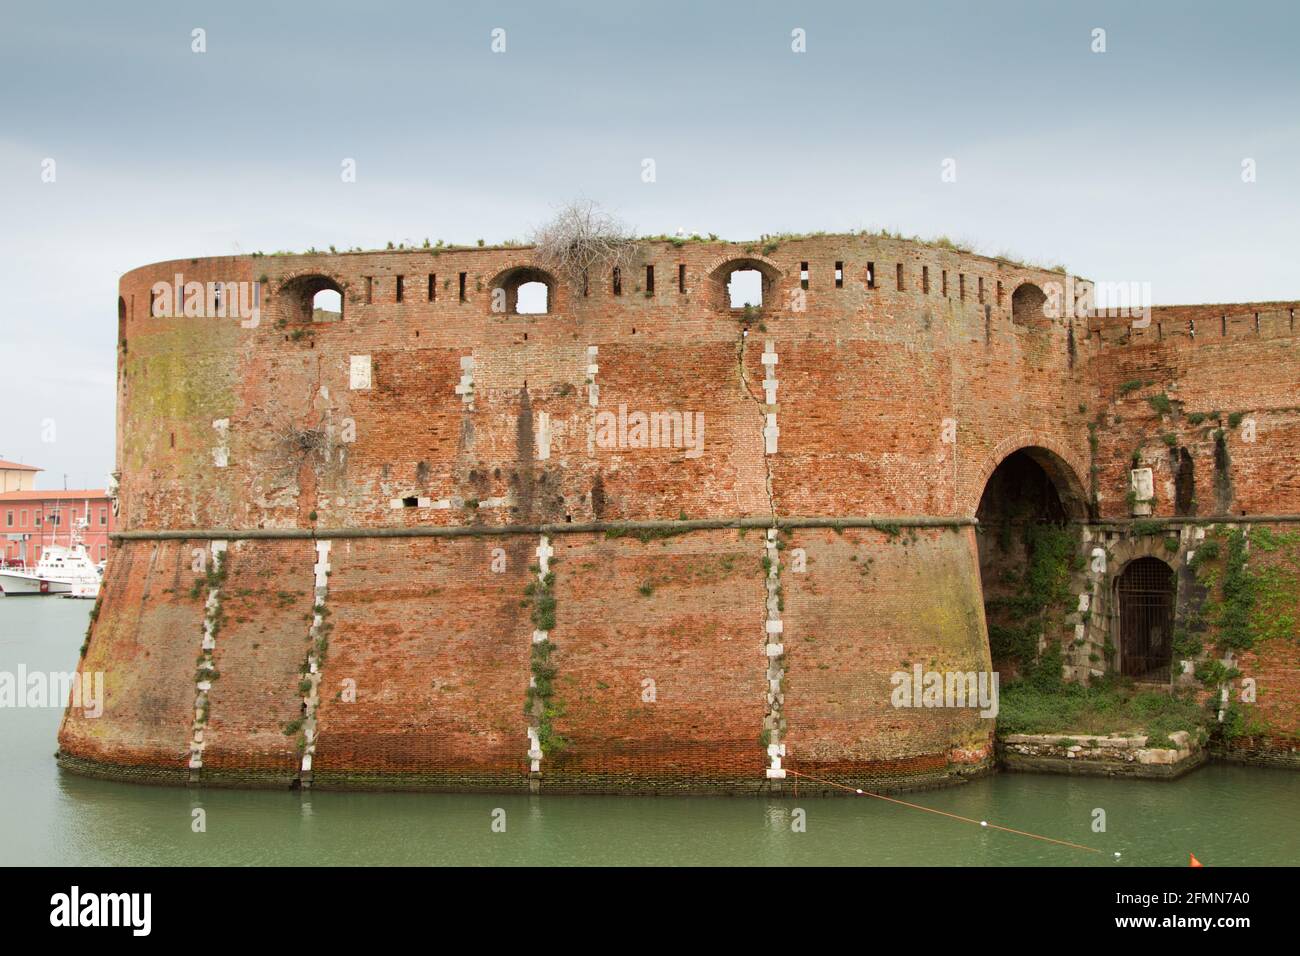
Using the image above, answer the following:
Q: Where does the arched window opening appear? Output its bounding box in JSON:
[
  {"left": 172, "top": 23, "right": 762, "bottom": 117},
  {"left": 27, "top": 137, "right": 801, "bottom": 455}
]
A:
[
  {"left": 1012, "top": 282, "right": 1047, "bottom": 326},
  {"left": 515, "top": 281, "right": 549, "bottom": 314},
  {"left": 279, "top": 274, "right": 344, "bottom": 325},
  {"left": 489, "top": 267, "right": 556, "bottom": 315},
  {"left": 1116, "top": 557, "right": 1176, "bottom": 681},
  {"left": 728, "top": 269, "right": 763, "bottom": 309},
  {"left": 313, "top": 289, "right": 342, "bottom": 321},
  {"left": 708, "top": 258, "right": 780, "bottom": 315}
]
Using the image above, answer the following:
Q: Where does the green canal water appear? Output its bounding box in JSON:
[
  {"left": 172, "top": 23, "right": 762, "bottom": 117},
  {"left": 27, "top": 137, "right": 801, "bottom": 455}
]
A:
[{"left": 1, "top": 598, "right": 1296, "bottom": 866}]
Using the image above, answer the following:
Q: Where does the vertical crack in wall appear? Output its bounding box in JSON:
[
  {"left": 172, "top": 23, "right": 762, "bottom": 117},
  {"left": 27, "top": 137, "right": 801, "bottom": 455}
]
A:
[
  {"left": 736, "top": 332, "right": 779, "bottom": 523},
  {"left": 187, "top": 539, "right": 227, "bottom": 781},
  {"left": 738, "top": 331, "right": 786, "bottom": 783},
  {"left": 295, "top": 540, "right": 332, "bottom": 788}
]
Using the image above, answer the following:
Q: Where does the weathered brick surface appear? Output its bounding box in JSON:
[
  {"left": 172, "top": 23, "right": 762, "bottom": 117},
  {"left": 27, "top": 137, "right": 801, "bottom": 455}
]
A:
[
  {"left": 542, "top": 529, "right": 768, "bottom": 791},
  {"left": 58, "top": 539, "right": 203, "bottom": 780},
  {"left": 59, "top": 237, "right": 1300, "bottom": 790},
  {"left": 202, "top": 538, "right": 315, "bottom": 781},
  {"left": 781, "top": 527, "right": 993, "bottom": 787},
  {"left": 311, "top": 535, "right": 533, "bottom": 789}
]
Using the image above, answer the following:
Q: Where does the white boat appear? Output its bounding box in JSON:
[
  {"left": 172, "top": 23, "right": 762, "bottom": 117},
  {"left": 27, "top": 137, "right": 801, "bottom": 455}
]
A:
[{"left": 0, "top": 520, "right": 102, "bottom": 597}]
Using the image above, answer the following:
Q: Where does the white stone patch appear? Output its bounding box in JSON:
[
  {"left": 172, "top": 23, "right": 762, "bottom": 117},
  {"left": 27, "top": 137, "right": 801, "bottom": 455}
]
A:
[
  {"left": 762, "top": 341, "right": 779, "bottom": 404},
  {"left": 527, "top": 535, "right": 553, "bottom": 774},
  {"left": 586, "top": 345, "right": 600, "bottom": 407},
  {"left": 314, "top": 540, "right": 331, "bottom": 588},
  {"left": 536, "top": 411, "right": 552, "bottom": 461},
  {"left": 349, "top": 354, "right": 372, "bottom": 390},
  {"left": 762, "top": 526, "right": 787, "bottom": 781},
  {"left": 764, "top": 413, "right": 780, "bottom": 455},
  {"left": 187, "top": 539, "right": 228, "bottom": 774},
  {"left": 1129, "top": 467, "right": 1153, "bottom": 516},
  {"left": 211, "top": 418, "right": 230, "bottom": 468},
  {"left": 455, "top": 355, "right": 475, "bottom": 408},
  {"left": 298, "top": 539, "right": 333, "bottom": 782}
]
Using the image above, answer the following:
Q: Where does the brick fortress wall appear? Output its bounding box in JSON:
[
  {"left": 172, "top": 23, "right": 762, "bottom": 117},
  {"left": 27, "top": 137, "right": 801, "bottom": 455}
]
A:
[{"left": 57, "top": 236, "right": 1300, "bottom": 791}]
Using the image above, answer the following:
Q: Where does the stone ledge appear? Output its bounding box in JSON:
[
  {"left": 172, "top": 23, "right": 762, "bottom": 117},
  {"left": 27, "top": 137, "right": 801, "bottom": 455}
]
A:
[{"left": 998, "top": 730, "right": 1205, "bottom": 778}]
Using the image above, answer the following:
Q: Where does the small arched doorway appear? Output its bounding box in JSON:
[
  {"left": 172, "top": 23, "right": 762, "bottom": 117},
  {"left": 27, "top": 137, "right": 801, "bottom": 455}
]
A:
[{"left": 1115, "top": 557, "right": 1176, "bottom": 680}]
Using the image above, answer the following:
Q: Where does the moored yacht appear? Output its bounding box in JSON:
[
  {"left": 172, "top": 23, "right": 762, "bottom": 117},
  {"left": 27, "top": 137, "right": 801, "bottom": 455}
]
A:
[{"left": 0, "top": 521, "right": 102, "bottom": 597}]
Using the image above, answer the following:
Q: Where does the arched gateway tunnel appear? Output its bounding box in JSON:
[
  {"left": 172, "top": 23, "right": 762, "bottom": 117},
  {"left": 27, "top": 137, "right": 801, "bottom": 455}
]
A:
[{"left": 58, "top": 235, "right": 1300, "bottom": 792}]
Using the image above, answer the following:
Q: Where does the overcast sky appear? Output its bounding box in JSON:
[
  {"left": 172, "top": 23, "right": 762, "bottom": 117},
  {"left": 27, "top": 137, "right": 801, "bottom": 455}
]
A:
[{"left": 1, "top": 0, "right": 1297, "bottom": 487}]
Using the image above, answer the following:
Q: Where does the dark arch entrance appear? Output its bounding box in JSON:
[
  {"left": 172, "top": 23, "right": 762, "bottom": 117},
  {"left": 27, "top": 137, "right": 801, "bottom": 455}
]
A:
[
  {"left": 1115, "top": 557, "right": 1176, "bottom": 680},
  {"left": 975, "top": 448, "right": 1078, "bottom": 672}
]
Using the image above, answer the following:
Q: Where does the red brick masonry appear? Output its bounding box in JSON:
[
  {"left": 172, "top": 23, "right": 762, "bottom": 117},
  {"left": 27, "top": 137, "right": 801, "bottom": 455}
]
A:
[{"left": 57, "top": 236, "right": 1300, "bottom": 792}]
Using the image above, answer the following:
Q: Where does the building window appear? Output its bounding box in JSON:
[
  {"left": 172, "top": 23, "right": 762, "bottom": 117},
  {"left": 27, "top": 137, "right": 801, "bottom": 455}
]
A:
[
  {"left": 20, "top": 509, "right": 27, "bottom": 527},
  {"left": 34, "top": 511, "right": 42, "bottom": 527},
  {"left": 100, "top": 545, "right": 108, "bottom": 560},
  {"left": 100, "top": 507, "right": 108, "bottom": 526},
  {"left": 4, "top": 511, "right": 11, "bottom": 528}
]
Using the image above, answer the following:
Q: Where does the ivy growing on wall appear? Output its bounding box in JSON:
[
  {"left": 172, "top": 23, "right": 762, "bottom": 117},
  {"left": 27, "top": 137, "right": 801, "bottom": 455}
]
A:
[
  {"left": 523, "top": 566, "right": 567, "bottom": 755},
  {"left": 985, "top": 522, "right": 1078, "bottom": 684},
  {"left": 1187, "top": 526, "right": 1300, "bottom": 741}
]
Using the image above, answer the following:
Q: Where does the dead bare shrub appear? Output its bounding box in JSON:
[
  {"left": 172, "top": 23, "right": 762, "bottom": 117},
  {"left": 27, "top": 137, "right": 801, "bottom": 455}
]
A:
[{"left": 531, "top": 201, "right": 641, "bottom": 292}]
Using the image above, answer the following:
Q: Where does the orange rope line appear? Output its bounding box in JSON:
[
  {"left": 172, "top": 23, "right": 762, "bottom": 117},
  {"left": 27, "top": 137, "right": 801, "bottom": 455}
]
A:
[{"left": 784, "top": 769, "right": 1103, "bottom": 854}]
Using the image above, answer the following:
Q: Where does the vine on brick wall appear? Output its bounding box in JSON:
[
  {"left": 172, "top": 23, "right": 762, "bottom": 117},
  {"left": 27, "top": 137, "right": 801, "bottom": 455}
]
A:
[
  {"left": 523, "top": 566, "right": 567, "bottom": 755},
  {"left": 1187, "top": 527, "right": 1299, "bottom": 741},
  {"left": 192, "top": 551, "right": 228, "bottom": 726},
  {"left": 985, "top": 522, "right": 1079, "bottom": 685}
]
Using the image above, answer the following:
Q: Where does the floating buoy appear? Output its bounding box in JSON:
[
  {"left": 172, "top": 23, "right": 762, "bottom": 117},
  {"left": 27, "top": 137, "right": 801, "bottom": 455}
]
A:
[{"left": 1189, "top": 853, "right": 1204, "bottom": 867}]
